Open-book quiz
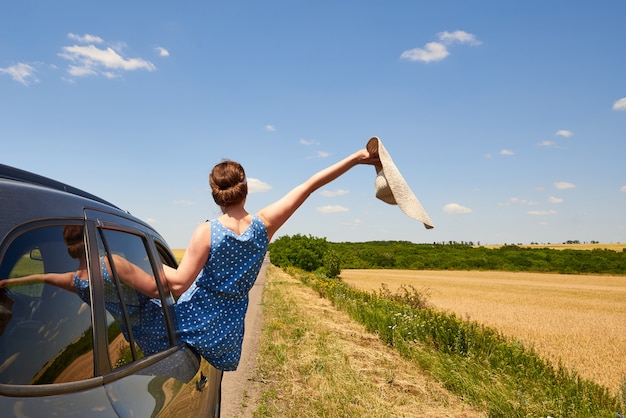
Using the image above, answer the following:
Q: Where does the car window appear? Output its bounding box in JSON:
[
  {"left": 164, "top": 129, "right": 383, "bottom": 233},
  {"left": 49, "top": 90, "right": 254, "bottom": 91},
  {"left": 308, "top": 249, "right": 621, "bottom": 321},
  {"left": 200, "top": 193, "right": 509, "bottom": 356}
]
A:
[
  {"left": 0, "top": 225, "right": 94, "bottom": 385},
  {"left": 155, "top": 240, "right": 178, "bottom": 269},
  {"left": 95, "top": 229, "right": 171, "bottom": 368}
]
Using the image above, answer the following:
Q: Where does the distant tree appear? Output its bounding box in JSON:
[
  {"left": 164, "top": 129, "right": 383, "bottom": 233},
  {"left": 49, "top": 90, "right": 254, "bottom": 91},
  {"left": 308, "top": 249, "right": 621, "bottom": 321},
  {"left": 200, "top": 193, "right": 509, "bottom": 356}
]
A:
[
  {"left": 269, "top": 234, "right": 328, "bottom": 272},
  {"left": 271, "top": 237, "right": 626, "bottom": 276}
]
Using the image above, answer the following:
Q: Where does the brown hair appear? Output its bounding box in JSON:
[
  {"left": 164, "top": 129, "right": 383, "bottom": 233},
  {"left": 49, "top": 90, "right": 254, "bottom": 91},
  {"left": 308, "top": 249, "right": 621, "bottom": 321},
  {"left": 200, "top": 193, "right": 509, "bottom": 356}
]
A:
[
  {"left": 209, "top": 160, "right": 248, "bottom": 207},
  {"left": 63, "top": 225, "right": 85, "bottom": 259}
]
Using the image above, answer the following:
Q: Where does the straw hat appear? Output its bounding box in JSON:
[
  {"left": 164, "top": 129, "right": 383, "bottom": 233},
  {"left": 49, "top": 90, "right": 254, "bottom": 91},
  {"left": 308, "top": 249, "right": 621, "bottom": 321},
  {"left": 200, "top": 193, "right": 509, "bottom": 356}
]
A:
[{"left": 367, "top": 136, "right": 434, "bottom": 229}]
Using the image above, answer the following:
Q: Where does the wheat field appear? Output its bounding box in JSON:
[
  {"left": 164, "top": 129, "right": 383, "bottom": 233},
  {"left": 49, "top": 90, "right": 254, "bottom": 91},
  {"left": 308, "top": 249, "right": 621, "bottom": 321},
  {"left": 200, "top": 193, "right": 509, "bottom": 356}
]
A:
[
  {"left": 341, "top": 269, "right": 626, "bottom": 394},
  {"left": 483, "top": 243, "right": 626, "bottom": 251}
]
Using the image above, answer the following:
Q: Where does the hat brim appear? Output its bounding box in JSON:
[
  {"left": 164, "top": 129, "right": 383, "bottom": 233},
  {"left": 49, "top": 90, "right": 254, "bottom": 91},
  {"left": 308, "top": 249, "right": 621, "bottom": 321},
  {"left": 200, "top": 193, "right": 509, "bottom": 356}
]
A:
[{"left": 367, "top": 137, "right": 434, "bottom": 229}]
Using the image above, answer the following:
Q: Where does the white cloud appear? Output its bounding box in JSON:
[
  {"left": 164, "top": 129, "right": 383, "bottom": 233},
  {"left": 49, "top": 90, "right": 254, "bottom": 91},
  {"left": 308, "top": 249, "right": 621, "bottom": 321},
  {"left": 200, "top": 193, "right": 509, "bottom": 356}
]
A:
[
  {"left": 555, "top": 130, "right": 573, "bottom": 137},
  {"left": 68, "top": 64, "right": 97, "bottom": 77},
  {"left": 264, "top": 125, "right": 276, "bottom": 132},
  {"left": 620, "top": 185, "right": 626, "bottom": 192},
  {"left": 341, "top": 218, "right": 363, "bottom": 228},
  {"left": 499, "top": 149, "right": 514, "bottom": 156},
  {"left": 300, "top": 138, "right": 319, "bottom": 146},
  {"left": 553, "top": 181, "right": 576, "bottom": 190},
  {"left": 400, "top": 30, "right": 480, "bottom": 63},
  {"left": 443, "top": 203, "right": 472, "bottom": 214},
  {"left": 538, "top": 140, "right": 556, "bottom": 147},
  {"left": 612, "top": 97, "right": 626, "bottom": 111},
  {"left": 68, "top": 33, "right": 103, "bottom": 44},
  {"left": 155, "top": 46, "right": 170, "bottom": 57},
  {"left": 528, "top": 210, "right": 557, "bottom": 216},
  {"left": 300, "top": 137, "right": 329, "bottom": 159},
  {"left": 498, "top": 197, "right": 538, "bottom": 206},
  {"left": 316, "top": 205, "right": 349, "bottom": 214},
  {"left": 61, "top": 45, "right": 156, "bottom": 71},
  {"left": 547, "top": 196, "right": 563, "bottom": 204},
  {"left": 0, "top": 62, "right": 38, "bottom": 85},
  {"left": 400, "top": 42, "right": 449, "bottom": 62},
  {"left": 437, "top": 30, "right": 482, "bottom": 46},
  {"left": 145, "top": 217, "right": 157, "bottom": 224},
  {"left": 59, "top": 34, "right": 156, "bottom": 79},
  {"left": 247, "top": 178, "right": 272, "bottom": 193},
  {"left": 319, "top": 189, "right": 349, "bottom": 197}
]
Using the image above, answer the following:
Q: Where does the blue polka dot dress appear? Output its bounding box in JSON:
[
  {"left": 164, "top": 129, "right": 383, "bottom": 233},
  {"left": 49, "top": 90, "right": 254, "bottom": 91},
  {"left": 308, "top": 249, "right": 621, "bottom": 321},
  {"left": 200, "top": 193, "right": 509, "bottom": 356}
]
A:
[{"left": 175, "top": 215, "right": 268, "bottom": 371}]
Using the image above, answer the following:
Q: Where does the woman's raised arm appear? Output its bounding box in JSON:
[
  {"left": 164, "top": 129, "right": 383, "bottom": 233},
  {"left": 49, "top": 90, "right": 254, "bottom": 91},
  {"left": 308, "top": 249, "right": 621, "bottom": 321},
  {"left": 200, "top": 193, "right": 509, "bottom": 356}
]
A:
[{"left": 257, "top": 148, "right": 379, "bottom": 241}]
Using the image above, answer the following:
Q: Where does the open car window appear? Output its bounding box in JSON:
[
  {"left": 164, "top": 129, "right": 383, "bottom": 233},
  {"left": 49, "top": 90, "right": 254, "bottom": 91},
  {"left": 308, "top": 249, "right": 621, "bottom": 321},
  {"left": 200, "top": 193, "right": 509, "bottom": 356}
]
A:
[{"left": 95, "top": 228, "right": 171, "bottom": 368}]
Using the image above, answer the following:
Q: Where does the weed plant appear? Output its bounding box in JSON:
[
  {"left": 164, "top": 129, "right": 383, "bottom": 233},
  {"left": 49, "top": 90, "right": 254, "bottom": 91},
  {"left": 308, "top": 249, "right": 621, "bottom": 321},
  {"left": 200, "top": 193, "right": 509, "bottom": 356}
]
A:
[{"left": 286, "top": 267, "right": 623, "bottom": 417}]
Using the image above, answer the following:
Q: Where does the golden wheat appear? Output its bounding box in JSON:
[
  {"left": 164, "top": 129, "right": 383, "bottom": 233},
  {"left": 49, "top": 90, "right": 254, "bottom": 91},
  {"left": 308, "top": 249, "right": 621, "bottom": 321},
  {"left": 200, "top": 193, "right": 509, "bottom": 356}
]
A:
[
  {"left": 341, "top": 269, "right": 626, "bottom": 394},
  {"left": 480, "top": 243, "right": 626, "bottom": 251}
]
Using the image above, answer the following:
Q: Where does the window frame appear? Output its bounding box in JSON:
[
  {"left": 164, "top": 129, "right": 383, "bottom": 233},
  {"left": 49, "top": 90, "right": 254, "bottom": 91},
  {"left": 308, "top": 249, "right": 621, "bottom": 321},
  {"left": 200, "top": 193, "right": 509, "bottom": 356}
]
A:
[{"left": 84, "top": 208, "right": 179, "bottom": 375}]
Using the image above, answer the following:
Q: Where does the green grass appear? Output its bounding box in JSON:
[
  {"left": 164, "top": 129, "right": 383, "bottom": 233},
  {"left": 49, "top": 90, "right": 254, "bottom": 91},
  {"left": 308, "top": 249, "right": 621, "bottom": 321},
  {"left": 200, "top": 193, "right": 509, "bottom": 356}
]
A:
[
  {"left": 253, "top": 276, "right": 376, "bottom": 417},
  {"left": 251, "top": 268, "right": 482, "bottom": 417}
]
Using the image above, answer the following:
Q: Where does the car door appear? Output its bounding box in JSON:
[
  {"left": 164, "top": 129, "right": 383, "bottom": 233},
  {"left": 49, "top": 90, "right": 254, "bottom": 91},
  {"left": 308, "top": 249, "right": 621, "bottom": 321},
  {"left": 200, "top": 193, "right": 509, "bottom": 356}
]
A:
[{"left": 0, "top": 213, "right": 220, "bottom": 417}]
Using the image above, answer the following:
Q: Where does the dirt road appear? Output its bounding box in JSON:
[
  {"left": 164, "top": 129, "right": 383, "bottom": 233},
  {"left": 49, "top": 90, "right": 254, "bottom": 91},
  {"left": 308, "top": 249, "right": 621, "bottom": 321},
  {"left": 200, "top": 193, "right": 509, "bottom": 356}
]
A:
[{"left": 219, "top": 257, "right": 268, "bottom": 417}]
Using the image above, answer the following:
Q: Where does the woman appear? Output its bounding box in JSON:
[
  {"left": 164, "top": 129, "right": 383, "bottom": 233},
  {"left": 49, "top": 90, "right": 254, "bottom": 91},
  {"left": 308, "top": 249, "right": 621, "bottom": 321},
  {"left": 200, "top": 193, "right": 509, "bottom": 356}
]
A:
[{"left": 161, "top": 147, "right": 380, "bottom": 372}]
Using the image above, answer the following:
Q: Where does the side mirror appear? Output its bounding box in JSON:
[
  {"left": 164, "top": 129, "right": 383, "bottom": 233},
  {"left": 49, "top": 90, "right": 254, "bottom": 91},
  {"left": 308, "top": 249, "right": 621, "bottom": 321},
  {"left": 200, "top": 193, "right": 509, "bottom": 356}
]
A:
[{"left": 30, "top": 248, "right": 43, "bottom": 261}]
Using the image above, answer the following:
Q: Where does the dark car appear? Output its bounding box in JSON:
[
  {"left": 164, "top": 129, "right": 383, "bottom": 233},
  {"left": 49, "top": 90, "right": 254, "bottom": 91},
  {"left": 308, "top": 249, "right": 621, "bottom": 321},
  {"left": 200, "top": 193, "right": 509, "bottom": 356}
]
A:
[{"left": 0, "top": 164, "right": 221, "bottom": 417}]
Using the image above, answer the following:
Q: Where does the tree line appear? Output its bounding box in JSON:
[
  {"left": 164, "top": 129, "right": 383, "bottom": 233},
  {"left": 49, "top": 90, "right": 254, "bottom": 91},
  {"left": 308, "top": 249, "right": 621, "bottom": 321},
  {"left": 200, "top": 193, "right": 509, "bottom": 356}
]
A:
[{"left": 268, "top": 234, "right": 626, "bottom": 277}]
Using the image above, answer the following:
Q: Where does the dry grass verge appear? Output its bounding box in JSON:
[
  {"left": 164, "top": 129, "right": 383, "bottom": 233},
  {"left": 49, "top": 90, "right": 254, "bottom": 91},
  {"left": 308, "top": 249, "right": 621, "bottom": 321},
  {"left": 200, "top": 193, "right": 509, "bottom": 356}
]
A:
[{"left": 251, "top": 265, "right": 486, "bottom": 417}]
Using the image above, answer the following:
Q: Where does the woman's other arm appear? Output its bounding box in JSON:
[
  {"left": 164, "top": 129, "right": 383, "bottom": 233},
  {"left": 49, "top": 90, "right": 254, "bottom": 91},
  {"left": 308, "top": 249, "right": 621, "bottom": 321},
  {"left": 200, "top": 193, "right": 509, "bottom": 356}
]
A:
[
  {"left": 0, "top": 272, "right": 76, "bottom": 293},
  {"left": 161, "top": 221, "right": 212, "bottom": 297}
]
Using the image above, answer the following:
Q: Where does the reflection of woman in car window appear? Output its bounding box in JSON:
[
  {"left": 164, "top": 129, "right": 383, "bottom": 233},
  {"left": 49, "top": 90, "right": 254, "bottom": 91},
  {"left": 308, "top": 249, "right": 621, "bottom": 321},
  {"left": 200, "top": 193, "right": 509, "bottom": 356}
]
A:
[
  {"left": 161, "top": 148, "right": 379, "bottom": 380},
  {"left": 1, "top": 226, "right": 159, "bottom": 295},
  {"left": 1, "top": 226, "right": 169, "bottom": 355},
  {"left": 0, "top": 226, "right": 86, "bottom": 293}
]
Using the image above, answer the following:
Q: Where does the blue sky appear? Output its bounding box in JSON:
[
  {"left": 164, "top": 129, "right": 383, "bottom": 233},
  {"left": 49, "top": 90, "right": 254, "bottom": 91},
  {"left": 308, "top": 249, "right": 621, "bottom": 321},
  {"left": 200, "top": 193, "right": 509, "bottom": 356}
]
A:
[{"left": 2, "top": 1, "right": 625, "bottom": 248}]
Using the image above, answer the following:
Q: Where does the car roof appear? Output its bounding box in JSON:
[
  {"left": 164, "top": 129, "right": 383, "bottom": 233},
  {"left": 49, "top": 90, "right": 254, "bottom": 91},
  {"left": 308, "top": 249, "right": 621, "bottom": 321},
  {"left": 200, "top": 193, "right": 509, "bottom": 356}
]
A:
[
  {"left": 0, "top": 164, "right": 119, "bottom": 209},
  {"left": 0, "top": 164, "right": 160, "bottom": 242}
]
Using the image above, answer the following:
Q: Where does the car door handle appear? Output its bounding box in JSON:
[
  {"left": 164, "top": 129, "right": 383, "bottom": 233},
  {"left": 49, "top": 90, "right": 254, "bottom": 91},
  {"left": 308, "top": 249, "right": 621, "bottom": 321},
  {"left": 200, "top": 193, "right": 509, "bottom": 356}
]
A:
[{"left": 196, "top": 372, "right": 208, "bottom": 391}]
